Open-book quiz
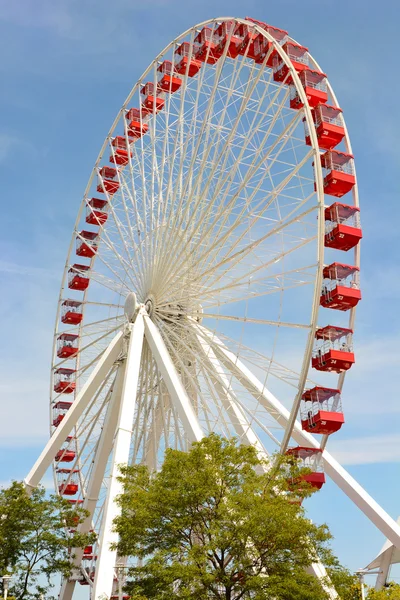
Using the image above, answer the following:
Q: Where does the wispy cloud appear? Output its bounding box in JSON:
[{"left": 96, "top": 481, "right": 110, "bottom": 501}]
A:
[
  {"left": 329, "top": 434, "right": 400, "bottom": 466},
  {"left": 0, "top": 134, "right": 26, "bottom": 163}
]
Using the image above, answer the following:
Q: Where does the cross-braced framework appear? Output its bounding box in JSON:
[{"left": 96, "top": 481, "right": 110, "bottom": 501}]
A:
[{"left": 24, "top": 16, "right": 400, "bottom": 599}]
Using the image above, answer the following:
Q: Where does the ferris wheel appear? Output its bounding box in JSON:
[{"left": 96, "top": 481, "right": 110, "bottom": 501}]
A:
[{"left": 24, "top": 16, "right": 400, "bottom": 599}]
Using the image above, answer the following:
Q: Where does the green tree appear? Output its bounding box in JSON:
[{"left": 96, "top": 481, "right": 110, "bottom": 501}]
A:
[
  {"left": 328, "top": 566, "right": 362, "bottom": 600},
  {"left": 0, "top": 481, "right": 94, "bottom": 600},
  {"left": 115, "top": 434, "right": 341, "bottom": 600},
  {"left": 367, "top": 582, "right": 400, "bottom": 599}
]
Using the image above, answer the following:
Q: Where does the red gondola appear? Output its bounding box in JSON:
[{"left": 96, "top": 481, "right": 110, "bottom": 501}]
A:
[
  {"left": 58, "top": 468, "right": 79, "bottom": 496},
  {"left": 319, "top": 150, "right": 355, "bottom": 197},
  {"left": 109, "top": 136, "right": 132, "bottom": 166},
  {"left": 126, "top": 108, "right": 149, "bottom": 138},
  {"left": 68, "top": 264, "right": 90, "bottom": 291},
  {"left": 52, "top": 400, "right": 72, "bottom": 427},
  {"left": 214, "top": 21, "right": 245, "bottom": 59},
  {"left": 140, "top": 82, "right": 165, "bottom": 114},
  {"left": 61, "top": 299, "right": 83, "bottom": 325},
  {"left": 76, "top": 231, "right": 98, "bottom": 258},
  {"left": 86, "top": 198, "right": 109, "bottom": 226},
  {"left": 57, "top": 333, "right": 79, "bottom": 359},
  {"left": 273, "top": 41, "right": 309, "bottom": 83},
  {"left": 97, "top": 166, "right": 120, "bottom": 195},
  {"left": 290, "top": 68, "right": 328, "bottom": 109},
  {"left": 54, "top": 368, "right": 76, "bottom": 394},
  {"left": 175, "top": 42, "right": 202, "bottom": 77},
  {"left": 305, "top": 104, "right": 345, "bottom": 150},
  {"left": 194, "top": 27, "right": 219, "bottom": 64},
  {"left": 55, "top": 448, "right": 76, "bottom": 463},
  {"left": 320, "top": 263, "right": 361, "bottom": 311},
  {"left": 324, "top": 202, "right": 362, "bottom": 251},
  {"left": 157, "top": 61, "right": 182, "bottom": 93},
  {"left": 252, "top": 22, "right": 288, "bottom": 66},
  {"left": 237, "top": 22, "right": 258, "bottom": 59},
  {"left": 286, "top": 447, "right": 325, "bottom": 489},
  {"left": 301, "top": 387, "right": 344, "bottom": 434},
  {"left": 312, "top": 325, "right": 355, "bottom": 373}
]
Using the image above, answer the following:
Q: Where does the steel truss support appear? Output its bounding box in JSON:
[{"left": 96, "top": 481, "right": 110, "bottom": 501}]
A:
[
  {"left": 209, "top": 332, "right": 400, "bottom": 549},
  {"left": 25, "top": 331, "right": 124, "bottom": 491},
  {"left": 59, "top": 364, "right": 127, "bottom": 600},
  {"left": 93, "top": 312, "right": 145, "bottom": 600},
  {"left": 143, "top": 315, "right": 204, "bottom": 443},
  {"left": 364, "top": 516, "right": 400, "bottom": 590}
]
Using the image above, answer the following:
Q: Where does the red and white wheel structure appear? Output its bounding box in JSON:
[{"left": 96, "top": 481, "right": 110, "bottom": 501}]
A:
[{"left": 24, "top": 16, "right": 400, "bottom": 599}]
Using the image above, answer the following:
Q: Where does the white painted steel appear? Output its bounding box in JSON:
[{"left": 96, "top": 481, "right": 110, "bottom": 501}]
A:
[
  {"left": 26, "top": 331, "right": 124, "bottom": 490},
  {"left": 143, "top": 315, "right": 203, "bottom": 443},
  {"left": 59, "top": 365, "right": 126, "bottom": 600},
  {"left": 93, "top": 313, "right": 145, "bottom": 600}
]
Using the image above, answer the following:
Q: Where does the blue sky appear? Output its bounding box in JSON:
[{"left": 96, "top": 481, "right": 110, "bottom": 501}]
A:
[{"left": 1, "top": 0, "right": 400, "bottom": 583}]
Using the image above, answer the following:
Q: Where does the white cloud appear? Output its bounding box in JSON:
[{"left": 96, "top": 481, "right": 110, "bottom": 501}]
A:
[
  {"left": 329, "top": 434, "right": 400, "bottom": 466},
  {"left": 0, "top": 134, "right": 23, "bottom": 163}
]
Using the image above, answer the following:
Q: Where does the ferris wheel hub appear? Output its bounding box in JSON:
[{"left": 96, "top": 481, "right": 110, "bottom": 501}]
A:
[
  {"left": 144, "top": 294, "right": 155, "bottom": 317},
  {"left": 124, "top": 292, "right": 138, "bottom": 322}
]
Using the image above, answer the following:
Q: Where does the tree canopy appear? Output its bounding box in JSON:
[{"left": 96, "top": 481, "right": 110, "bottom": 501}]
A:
[
  {"left": 0, "top": 481, "right": 94, "bottom": 600},
  {"left": 115, "top": 434, "right": 344, "bottom": 600},
  {"left": 367, "top": 583, "right": 400, "bottom": 599}
]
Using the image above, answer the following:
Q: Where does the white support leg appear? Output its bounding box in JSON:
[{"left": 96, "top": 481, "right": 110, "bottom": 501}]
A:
[
  {"left": 25, "top": 331, "right": 124, "bottom": 491},
  {"left": 195, "top": 333, "right": 265, "bottom": 457},
  {"left": 375, "top": 547, "right": 393, "bottom": 590},
  {"left": 211, "top": 336, "right": 400, "bottom": 549},
  {"left": 143, "top": 316, "right": 203, "bottom": 443},
  {"left": 364, "top": 516, "right": 400, "bottom": 590},
  {"left": 59, "top": 364, "right": 127, "bottom": 600},
  {"left": 93, "top": 313, "right": 145, "bottom": 600}
]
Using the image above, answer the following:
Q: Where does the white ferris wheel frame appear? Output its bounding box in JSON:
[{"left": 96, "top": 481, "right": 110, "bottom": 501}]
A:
[{"left": 22, "top": 16, "right": 394, "bottom": 600}]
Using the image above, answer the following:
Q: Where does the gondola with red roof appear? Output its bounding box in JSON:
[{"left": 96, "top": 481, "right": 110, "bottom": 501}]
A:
[
  {"left": 97, "top": 166, "right": 120, "bottom": 195},
  {"left": 140, "top": 82, "right": 165, "bottom": 114},
  {"left": 214, "top": 21, "right": 245, "bottom": 59},
  {"left": 86, "top": 198, "right": 109, "bottom": 226},
  {"left": 55, "top": 444, "right": 76, "bottom": 463},
  {"left": 61, "top": 299, "right": 83, "bottom": 325},
  {"left": 157, "top": 61, "right": 182, "bottom": 93},
  {"left": 286, "top": 447, "right": 325, "bottom": 489},
  {"left": 324, "top": 202, "right": 362, "bottom": 251},
  {"left": 76, "top": 231, "right": 98, "bottom": 259},
  {"left": 68, "top": 264, "right": 90, "bottom": 291},
  {"left": 126, "top": 108, "right": 149, "bottom": 139},
  {"left": 273, "top": 41, "right": 309, "bottom": 83},
  {"left": 320, "top": 263, "right": 361, "bottom": 311},
  {"left": 174, "top": 42, "right": 202, "bottom": 77},
  {"left": 305, "top": 104, "right": 345, "bottom": 150},
  {"left": 58, "top": 469, "right": 79, "bottom": 496},
  {"left": 52, "top": 400, "right": 73, "bottom": 427},
  {"left": 57, "top": 333, "right": 79, "bottom": 359},
  {"left": 54, "top": 368, "right": 76, "bottom": 394},
  {"left": 290, "top": 68, "right": 328, "bottom": 109},
  {"left": 251, "top": 21, "right": 287, "bottom": 66},
  {"left": 301, "top": 387, "right": 344, "bottom": 434},
  {"left": 109, "top": 136, "right": 132, "bottom": 167},
  {"left": 194, "top": 27, "right": 219, "bottom": 64},
  {"left": 318, "top": 150, "right": 355, "bottom": 197},
  {"left": 312, "top": 325, "right": 355, "bottom": 373}
]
